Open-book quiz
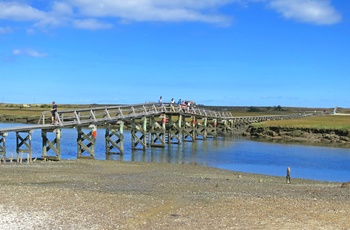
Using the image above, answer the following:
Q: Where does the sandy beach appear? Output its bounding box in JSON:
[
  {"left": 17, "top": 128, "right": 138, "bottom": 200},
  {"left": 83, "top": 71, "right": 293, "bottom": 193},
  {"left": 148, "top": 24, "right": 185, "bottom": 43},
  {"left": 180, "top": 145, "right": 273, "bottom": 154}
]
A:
[{"left": 0, "top": 159, "right": 349, "bottom": 229}]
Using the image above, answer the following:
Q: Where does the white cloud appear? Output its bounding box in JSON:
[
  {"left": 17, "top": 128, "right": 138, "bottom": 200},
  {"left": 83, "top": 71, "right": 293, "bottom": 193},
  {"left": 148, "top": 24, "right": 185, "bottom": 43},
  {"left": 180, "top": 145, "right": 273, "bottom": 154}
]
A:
[
  {"left": 0, "top": 0, "right": 234, "bottom": 28},
  {"left": 12, "top": 48, "right": 48, "bottom": 57},
  {"left": 70, "top": 0, "right": 233, "bottom": 25},
  {"left": 0, "top": 27, "right": 12, "bottom": 34},
  {"left": 268, "top": 0, "right": 342, "bottom": 25},
  {"left": 51, "top": 2, "right": 73, "bottom": 16},
  {"left": 73, "top": 19, "right": 113, "bottom": 30},
  {"left": 0, "top": 0, "right": 342, "bottom": 31},
  {"left": 0, "top": 2, "right": 47, "bottom": 21}
]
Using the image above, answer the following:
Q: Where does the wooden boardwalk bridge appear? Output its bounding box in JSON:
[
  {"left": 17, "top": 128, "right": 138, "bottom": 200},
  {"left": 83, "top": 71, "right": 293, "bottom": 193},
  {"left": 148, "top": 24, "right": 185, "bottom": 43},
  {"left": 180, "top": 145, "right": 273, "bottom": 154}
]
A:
[{"left": 0, "top": 103, "right": 305, "bottom": 162}]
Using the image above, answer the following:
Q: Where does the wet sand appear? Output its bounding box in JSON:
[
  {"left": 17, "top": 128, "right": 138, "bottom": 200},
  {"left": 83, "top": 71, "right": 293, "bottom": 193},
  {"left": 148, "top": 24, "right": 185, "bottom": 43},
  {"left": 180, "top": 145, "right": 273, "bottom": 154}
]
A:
[{"left": 0, "top": 159, "right": 349, "bottom": 229}]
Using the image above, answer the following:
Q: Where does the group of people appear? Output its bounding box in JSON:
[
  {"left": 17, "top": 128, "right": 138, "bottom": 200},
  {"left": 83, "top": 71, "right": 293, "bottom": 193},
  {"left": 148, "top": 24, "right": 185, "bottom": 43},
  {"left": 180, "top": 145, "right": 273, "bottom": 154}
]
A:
[{"left": 158, "top": 96, "right": 195, "bottom": 113}]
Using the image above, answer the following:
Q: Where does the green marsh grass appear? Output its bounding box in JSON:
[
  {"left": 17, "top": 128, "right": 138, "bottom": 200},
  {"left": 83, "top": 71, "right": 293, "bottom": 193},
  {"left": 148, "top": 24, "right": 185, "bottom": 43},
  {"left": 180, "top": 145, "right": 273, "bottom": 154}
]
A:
[{"left": 251, "top": 115, "right": 350, "bottom": 131}]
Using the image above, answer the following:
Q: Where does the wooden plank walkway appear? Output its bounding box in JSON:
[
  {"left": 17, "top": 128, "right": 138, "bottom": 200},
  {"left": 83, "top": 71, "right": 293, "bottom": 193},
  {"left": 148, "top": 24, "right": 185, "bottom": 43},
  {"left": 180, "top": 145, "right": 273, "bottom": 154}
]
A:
[{"left": 35, "top": 103, "right": 233, "bottom": 128}]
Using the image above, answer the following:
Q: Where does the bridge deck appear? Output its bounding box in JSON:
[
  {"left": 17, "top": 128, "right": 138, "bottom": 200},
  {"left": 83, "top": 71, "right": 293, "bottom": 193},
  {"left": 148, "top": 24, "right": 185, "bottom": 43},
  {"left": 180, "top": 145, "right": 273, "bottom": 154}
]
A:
[
  {"left": 0, "top": 103, "right": 303, "bottom": 134},
  {"left": 0, "top": 124, "right": 53, "bottom": 133}
]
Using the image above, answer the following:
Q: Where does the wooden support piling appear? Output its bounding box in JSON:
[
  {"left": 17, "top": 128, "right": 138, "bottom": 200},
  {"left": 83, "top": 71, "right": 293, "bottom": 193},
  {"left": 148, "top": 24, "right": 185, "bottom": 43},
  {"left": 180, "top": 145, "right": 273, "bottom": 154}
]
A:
[
  {"left": 42, "top": 128, "right": 61, "bottom": 161},
  {"left": 216, "top": 119, "right": 227, "bottom": 135},
  {"left": 16, "top": 130, "right": 33, "bottom": 163},
  {"left": 182, "top": 116, "right": 196, "bottom": 142},
  {"left": 167, "top": 115, "right": 182, "bottom": 144},
  {"left": 105, "top": 122, "right": 125, "bottom": 155},
  {"left": 150, "top": 115, "right": 166, "bottom": 147},
  {"left": 194, "top": 117, "right": 207, "bottom": 140},
  {"left": 77, "top": 125, "right": 96, "bottom": 159},
  {"left": 206, "top": 118, "right": 217, "bottom": 138},
  {"left": 131, "top": 117, "right": 148, "bottom": 150},
  {"left": 0, "top": 132, "right": 7, "bottom": 162}
]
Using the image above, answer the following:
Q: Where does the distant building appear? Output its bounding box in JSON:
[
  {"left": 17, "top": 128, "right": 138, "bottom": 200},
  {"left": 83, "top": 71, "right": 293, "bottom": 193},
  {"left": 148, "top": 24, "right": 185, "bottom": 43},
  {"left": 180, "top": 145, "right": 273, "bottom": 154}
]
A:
[{"left": 20, "top": 104, "right": 31, "bottom": 108}]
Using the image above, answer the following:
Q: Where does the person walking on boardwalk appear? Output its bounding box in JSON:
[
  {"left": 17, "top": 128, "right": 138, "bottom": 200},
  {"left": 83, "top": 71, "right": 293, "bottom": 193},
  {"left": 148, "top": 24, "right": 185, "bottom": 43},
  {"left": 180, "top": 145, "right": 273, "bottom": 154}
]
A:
[
  {"left": 181, "top": 101, "right": 186, "bottom": 112},
  {"left": 158, "top": 96, "right": 163, "bottom": 107},
  {"left": 51, "top": 101, "right": 57, "bottom": 125}
]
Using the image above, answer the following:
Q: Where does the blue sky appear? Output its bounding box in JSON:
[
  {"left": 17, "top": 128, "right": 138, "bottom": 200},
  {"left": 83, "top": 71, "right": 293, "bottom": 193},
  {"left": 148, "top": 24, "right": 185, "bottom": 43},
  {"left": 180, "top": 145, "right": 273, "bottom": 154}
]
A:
[{"left": 0, "top": 0, "right": 349, "bottom": 108}]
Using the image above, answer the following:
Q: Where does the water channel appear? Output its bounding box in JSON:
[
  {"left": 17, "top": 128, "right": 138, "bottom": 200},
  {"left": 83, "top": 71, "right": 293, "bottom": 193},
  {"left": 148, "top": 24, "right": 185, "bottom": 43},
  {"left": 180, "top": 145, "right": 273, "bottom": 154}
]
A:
[{"left": 1, "top": 123, "right": 350, "bottom": 182}]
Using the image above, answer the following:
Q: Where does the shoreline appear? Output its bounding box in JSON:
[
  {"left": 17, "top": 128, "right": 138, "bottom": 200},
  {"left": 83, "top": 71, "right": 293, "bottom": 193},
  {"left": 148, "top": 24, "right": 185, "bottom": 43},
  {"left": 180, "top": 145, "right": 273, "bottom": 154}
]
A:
[
  {"left": 3, "top": 157, "right": 347, "bottom": 183},
  {"left": 245, "top": 126, "right": 350, "bottom": 150},
  {"left": 1, "top": 159, "right": 350, "bottom": 229}
]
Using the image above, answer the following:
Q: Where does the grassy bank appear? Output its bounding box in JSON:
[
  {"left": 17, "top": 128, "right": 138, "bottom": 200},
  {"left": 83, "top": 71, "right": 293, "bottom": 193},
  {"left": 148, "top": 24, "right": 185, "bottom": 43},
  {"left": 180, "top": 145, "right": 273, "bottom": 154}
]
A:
[{"left": 251, "top": 115, "right": 350, "bottom": 131}]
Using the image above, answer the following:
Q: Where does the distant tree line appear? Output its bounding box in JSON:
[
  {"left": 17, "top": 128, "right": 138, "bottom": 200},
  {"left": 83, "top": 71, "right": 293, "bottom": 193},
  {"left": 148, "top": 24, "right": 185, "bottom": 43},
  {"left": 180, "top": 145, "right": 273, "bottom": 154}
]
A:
[{"left": 247, "top": 105, "right": 283, "bottom": 112}]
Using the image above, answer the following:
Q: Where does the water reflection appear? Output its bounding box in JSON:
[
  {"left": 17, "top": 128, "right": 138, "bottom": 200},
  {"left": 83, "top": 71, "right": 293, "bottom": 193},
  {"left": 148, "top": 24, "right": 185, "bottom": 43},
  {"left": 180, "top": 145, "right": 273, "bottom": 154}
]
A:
[{"left": 106, "top": 137, "right": 232, "bottom": 166}]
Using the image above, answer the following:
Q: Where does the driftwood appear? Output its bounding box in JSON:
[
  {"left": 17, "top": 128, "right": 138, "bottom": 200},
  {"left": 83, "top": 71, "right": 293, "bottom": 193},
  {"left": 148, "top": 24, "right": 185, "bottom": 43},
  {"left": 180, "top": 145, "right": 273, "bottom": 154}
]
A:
[{"left": 341, "top": 182, "right": 350, "bottom": 188}]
